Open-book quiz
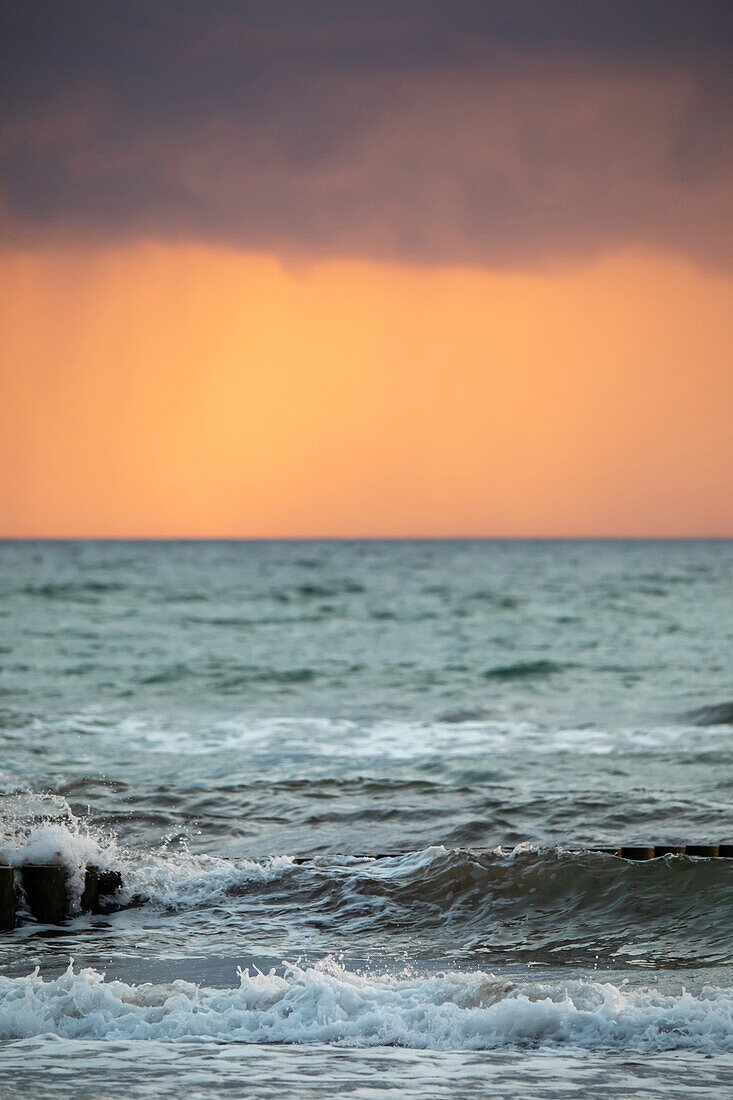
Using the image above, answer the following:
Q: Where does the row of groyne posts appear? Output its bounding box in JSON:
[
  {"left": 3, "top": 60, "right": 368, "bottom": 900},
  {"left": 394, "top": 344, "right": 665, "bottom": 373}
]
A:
[
  {"left": 585, "top": 845, "right": 733, "bottom": 859},
  {"left": 291, "top": 844, "right": 733, "bottom": 864},
  {"left": 2, "top": 844, "right": 731, "bottom": 931},
  {"left": 0, "top": 863, "right": 123, "bottom": 931}
]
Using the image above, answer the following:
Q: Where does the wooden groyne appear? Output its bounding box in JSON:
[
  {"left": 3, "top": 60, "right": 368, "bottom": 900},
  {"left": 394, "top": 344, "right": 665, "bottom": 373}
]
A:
[
  {"left": 589, "top": 844, "right": 730, "bottom": 859},
  {"left": 291, "top": 843, "right": 733, "bottom": 864},
  {"left": 0, "top": 863, "right": 123, "bottom": 930}
]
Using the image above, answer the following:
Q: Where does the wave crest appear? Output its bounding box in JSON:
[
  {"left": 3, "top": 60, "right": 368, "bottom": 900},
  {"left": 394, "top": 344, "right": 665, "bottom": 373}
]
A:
[{"left": 0, "top": 961, "right": 731, "bottom": 1051}]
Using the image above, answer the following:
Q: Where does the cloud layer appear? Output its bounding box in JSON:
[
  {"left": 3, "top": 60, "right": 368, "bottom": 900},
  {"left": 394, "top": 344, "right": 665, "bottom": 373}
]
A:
[{"left": 2, "top": 0, "right": 732, "bottom": 267}]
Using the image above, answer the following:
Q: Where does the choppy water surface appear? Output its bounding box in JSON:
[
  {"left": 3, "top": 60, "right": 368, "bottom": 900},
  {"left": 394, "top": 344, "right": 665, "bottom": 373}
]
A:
[{"left": 1, "top": 540, "right": 732, "bottom": 1096}]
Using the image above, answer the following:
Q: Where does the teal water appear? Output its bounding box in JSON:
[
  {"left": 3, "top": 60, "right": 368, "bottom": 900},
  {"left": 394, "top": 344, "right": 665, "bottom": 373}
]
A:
[{"left": 1, "top": 540, "right": 732, "bottom": 1096}]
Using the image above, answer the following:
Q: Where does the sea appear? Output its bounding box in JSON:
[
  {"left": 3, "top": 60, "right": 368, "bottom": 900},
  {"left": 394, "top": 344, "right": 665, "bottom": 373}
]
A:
[{"left": 0, "top": 538, "right": 732, "bottom": 1098}]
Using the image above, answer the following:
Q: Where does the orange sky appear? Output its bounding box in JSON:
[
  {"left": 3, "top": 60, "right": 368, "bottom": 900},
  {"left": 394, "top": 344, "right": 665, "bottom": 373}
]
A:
[{"left": 1, "top": 243, "right": 732, "bottom": 537}]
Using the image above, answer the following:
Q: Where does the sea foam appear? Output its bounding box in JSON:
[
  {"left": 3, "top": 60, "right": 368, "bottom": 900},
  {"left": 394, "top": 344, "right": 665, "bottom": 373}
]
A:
[
  {"left": 0, "top": 960, "right": 731, "bottom": 1051},
  {"left": 0, "top": 798, "right": 292, "bottom": 914}
]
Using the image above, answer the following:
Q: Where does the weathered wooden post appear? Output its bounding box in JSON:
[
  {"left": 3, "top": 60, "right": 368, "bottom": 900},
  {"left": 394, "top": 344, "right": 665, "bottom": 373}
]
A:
[
  {"left": 80, "top": 866, "right": 100, "bottom": 913},
  {"left": 81, "top": 866, "right": 124, "bottom": 913},
  {"left": 620, "top": 846, "right": 655, "bottom": 860},
  {"left": 21, "top": 864, "right": 69, "bottom": 924},
  {"left": 0, "top": 864, "right": 15, "bottom": 930}
]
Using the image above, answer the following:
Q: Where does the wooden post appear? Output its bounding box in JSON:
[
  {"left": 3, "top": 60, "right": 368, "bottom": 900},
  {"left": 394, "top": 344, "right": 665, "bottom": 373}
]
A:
[
  {"left": 81, "top": 866, "right": 123, "bottom": 912},
  {"left": 21, "top": 864, "right": 69, "bottom": 924},
  {"left": 81, "top": 867, "right": 100, "bottom": 913},
  {"left": 98, "top": 869, "right": 123, "bottom": 896},
  {"left": 0, "top": 865, "right": 15, "bottom": 930},
  {"left": 80, "top": 862, "right": 122, "bottom": 915}
]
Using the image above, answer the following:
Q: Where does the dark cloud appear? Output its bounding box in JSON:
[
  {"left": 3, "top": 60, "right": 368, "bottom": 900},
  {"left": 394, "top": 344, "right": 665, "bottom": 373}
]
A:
[{"left": 1, "top": 0, "right": 732, "bottom": 267}]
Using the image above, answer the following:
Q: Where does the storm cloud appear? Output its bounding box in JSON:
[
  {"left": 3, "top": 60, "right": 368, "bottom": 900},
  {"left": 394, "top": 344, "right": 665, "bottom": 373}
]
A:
[{"left": 2, "top": 0, "right": 732, "bottom": 267}]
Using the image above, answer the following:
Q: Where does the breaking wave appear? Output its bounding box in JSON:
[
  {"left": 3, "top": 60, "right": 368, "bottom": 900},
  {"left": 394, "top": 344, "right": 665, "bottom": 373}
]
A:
[
  {"left": 2, "top": 807, "right": 733, "bottom": 966},
  {"left": 0, "top": 960, "right": 732, "bottom": 1051}
]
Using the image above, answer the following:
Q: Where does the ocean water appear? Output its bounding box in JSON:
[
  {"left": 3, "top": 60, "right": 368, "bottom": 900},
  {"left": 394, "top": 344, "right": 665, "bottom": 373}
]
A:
[{"left": 1, "top": 538, "right": 733, "bottom": 1097}]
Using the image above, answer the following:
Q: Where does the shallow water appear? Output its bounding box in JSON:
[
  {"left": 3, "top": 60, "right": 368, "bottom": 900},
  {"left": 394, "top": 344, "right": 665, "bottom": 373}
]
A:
[{"left": 1, "top": 540, "right": 732, "bottom": 1095}]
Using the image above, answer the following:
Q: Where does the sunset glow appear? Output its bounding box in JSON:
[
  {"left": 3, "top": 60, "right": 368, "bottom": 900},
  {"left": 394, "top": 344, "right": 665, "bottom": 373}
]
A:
[{"left": 2, "top": 244, "right": 731, "bottom": 537}]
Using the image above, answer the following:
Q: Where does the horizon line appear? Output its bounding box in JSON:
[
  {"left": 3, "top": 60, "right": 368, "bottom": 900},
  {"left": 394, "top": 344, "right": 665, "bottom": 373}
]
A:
[{"left": 2, "top": 535, "right": 732, "bottom": 544}]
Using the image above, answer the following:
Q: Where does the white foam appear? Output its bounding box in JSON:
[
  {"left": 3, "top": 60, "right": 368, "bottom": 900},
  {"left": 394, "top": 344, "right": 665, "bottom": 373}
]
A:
[
  {"left": 0, "top": 794, "right": 122, "bottom": 904},
  {"left": 0, "top": 797, "right": 293, "bottom": 913},
  {"left": 96, "top": 714, "right": 727, "bottom": 761},
  {"left": 121, "top": 849, "right": 294, "bottom": 910},
  {"left": 0, "top": 960, "right": 731, "bottom": 1051}
]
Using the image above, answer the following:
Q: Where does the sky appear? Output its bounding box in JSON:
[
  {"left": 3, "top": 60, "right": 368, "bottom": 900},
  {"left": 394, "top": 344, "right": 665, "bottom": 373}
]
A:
[{"left": 1, "top": 0, "right": 732, "bottom": 537}]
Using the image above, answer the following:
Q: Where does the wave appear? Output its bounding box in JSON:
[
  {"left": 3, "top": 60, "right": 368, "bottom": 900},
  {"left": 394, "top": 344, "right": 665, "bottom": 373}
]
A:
[
  {"left": 19, "top": 581, "right": 125, "bottom": 601},
  {"left": 126, "top": 844, "right": 733, "bottom": 966},
  {"left": 295, "top": 581, "right": 365, "bottom": 598},
  {"left": 685, "top": 702, "right": 733, "bottom": 727},
  {"left": 3, "top": 795, "right": 732, "bottom": 965},
  {"left": 0, "top": 960, "right": 731, "bottom": 1051},
  {"left": 137, "top": 662, "right": 317, "bottom": 688},
  {"left": 47, "top": 710, "right": 733, "bottom": 765},
  {"left": 482, "top": 660, "right": 569, "bottom": 681},
  {"left": 4, "top": 807, "right": 733, "bottom": 966},
  {"left": 251, "top": 845, "right": 733, "bottom": 966}
]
